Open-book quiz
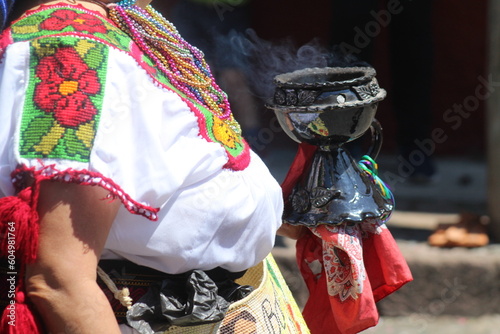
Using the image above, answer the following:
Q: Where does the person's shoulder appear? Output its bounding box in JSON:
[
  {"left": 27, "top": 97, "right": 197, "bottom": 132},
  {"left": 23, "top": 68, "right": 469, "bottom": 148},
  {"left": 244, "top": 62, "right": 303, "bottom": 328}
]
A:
[{"left": 6, "top": 4, "right": 131, "bottom": 52}]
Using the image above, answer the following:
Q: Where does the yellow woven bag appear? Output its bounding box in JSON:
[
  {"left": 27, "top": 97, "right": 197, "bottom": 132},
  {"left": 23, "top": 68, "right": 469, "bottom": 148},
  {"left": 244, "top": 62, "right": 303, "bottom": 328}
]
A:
[{"left": 158, "top": 254, "right": 309, "bottom": 334}]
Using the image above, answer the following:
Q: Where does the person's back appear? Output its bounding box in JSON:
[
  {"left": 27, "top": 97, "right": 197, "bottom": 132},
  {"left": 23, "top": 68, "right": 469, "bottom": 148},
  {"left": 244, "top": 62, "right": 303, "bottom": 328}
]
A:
[{"left": 0, "top": 1, "right": 307, "bottom": 333}]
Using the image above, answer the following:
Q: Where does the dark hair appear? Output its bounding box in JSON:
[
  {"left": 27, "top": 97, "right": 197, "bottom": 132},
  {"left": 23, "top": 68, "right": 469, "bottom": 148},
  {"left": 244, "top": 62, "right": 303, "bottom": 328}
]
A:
[{"left": 0, "top": 0, "right": 16, "bottom": 31}]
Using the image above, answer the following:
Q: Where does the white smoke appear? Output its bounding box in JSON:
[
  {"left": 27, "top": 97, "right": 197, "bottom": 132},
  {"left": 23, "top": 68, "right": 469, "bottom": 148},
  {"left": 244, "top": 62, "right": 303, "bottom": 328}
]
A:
[{"left": 214, "top": 28, "right": 368, "bottom": 101}]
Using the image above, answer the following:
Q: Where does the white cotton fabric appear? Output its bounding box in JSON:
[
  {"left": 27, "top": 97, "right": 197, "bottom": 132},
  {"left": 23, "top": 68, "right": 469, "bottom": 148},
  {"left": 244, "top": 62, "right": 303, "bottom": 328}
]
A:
[{"left": 0, "top": 41, "right": 283, "bottom": 274}]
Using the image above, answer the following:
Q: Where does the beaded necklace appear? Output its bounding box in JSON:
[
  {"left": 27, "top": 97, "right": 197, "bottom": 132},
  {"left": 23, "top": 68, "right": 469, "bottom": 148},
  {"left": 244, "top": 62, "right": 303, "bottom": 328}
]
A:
[{"left": 105, "top": 0, "right": 240, "bottom": 132}]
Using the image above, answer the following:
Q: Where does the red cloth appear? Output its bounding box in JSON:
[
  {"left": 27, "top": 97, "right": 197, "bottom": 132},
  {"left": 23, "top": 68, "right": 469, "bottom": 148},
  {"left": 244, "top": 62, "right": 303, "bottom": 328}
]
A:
[
  {"left": 296, "top": 225, "right": 412, "bottom": 334},
  {"left": 280, "top": 142, "right": 317, "bottom": 201},
  {"left": 281, "top": 143, "right": 413, "bottom": 334}
]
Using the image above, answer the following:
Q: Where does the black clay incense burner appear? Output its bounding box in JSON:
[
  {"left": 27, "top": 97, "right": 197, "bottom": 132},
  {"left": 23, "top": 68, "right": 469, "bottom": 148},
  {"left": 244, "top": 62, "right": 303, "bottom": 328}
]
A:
[{"left": 266, "top": 67, "right": 394, "bottom": 227}]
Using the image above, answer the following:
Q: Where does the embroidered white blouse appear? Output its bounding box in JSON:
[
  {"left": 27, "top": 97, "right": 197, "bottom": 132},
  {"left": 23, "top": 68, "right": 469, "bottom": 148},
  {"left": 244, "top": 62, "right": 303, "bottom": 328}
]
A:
[{"left": 0, "top": 4, "right": 283, "bottom": 274}]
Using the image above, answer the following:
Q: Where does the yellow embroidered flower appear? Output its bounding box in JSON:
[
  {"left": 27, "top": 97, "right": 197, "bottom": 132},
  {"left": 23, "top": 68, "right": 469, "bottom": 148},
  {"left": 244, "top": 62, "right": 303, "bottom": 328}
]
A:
[{"left": 212, "top": 116, "right": 242, "bottom": 149}]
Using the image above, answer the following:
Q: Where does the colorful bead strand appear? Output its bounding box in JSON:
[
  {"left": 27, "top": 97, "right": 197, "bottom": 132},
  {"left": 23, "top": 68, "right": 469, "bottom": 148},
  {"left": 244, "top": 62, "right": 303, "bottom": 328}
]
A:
[{"left": 108, "top": 1, "right": 239, "bottom": 132}]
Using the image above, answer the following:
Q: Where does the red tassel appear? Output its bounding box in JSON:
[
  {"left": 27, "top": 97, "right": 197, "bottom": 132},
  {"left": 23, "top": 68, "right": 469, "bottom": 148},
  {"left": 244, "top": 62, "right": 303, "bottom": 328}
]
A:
[
  {"left": 0, "top": 290, "right": 42, "bottom": 334},
  {"left": 0, "top": 186, "right": 43, "bottom": 332},
  {"left": 0, "top": 187, "right": 39, "bottom": 264}
]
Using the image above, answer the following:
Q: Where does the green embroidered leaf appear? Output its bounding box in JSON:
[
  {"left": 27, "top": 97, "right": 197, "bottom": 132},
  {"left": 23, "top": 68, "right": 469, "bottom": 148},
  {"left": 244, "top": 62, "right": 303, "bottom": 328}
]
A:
[
  {"left": 84, "top": 43, "right": 106, "bottom": 70},
  {"left": 63, "top": 128, "right": 88, "bottom": 158},
  {"left": 114, "top": 31, "right": 133, "bottom": 50},
  {"left": 103, "top": 30, "right": 120, "bottom": 48},
  {"left": 143, "top": 55, "right": 154, "bottom": 67},
  {"left": 11, "top": 14, "right": 45, "bottom": 38},
  {"left": 105, "top": 30, "right": 131, "bottom": 51},
  {"left": 17, "top": 13, "right": 44, "bottom": 26},
  {"left": 20, "top": 114, "right": 56, "bottom": 154}
]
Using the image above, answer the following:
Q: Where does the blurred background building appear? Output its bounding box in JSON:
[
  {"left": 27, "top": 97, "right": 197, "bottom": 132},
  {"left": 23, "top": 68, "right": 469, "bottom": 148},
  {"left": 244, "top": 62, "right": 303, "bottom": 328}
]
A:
[{"left": 154, "top": 2, "right": 500, "bottom": 331}]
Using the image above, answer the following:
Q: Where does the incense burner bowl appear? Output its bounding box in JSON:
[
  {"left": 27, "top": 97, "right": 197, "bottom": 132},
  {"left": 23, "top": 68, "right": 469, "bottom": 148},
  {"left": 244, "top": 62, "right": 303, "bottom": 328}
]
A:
[{"left": 267, "top": 67, "right": 393, "bottom": 226}]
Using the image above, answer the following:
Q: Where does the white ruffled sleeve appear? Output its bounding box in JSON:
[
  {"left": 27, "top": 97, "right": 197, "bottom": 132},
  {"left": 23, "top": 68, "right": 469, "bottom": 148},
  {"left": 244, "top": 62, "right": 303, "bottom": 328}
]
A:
[{"left": 0, "top": 35, "right": 283, "bottom": 273}]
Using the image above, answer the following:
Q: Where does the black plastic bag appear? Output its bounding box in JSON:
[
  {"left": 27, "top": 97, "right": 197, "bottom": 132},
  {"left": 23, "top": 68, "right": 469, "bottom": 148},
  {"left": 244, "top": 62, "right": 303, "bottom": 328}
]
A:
[{"left": 126, "top": 269, "right": 252, "bottom": 334}]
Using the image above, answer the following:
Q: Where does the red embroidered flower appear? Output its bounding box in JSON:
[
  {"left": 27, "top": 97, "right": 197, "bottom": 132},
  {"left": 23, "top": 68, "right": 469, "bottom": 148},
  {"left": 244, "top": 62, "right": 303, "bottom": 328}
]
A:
[
  {"left": 34, "top": 47, "right": 101, "bottom": 128},
  {"left": 40, "top": 9, "right": 107, "bottom": 34}
]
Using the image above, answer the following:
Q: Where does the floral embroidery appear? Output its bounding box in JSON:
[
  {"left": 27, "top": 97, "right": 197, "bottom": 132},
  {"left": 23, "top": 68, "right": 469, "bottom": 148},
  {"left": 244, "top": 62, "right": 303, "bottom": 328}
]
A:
[
  {"left": 10, "top": 6, "right": 124, "bottom": 47},
  {"left": 34, "top": 47, "right": 100, "bottom": 128},
  {"left": 212, "top": 116, "right": 242, "bottom": 150},
  {"left": 40, "top": 9, "right": 107, "bottom": 34},
  {"left": 20, "top": 37, "right": 108, "bottom": 161},
  {"left": 10, "top": 4, "right": 249, "bottom": 170},
  {"left": 191, "top": 98, "right": 248, "bottom": 169}
]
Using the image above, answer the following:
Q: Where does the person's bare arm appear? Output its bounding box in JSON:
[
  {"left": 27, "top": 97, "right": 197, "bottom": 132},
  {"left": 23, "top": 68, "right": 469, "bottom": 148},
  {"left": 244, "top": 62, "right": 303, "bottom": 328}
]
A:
[{"left": 25, "top": 181, "right": 121, "bottom": 334}]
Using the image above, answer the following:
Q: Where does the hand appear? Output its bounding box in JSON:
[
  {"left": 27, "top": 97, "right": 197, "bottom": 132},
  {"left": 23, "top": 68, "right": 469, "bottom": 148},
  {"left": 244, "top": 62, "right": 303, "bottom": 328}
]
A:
[{"left": 277, "top": 222, "right": 307, "bottom": 240}]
